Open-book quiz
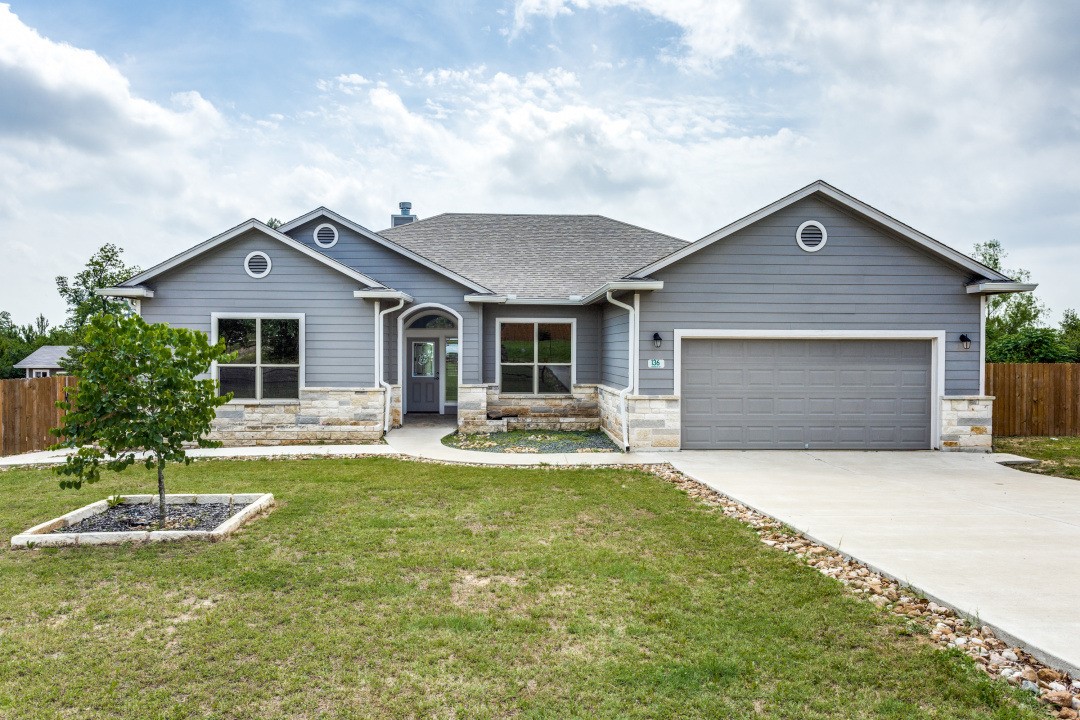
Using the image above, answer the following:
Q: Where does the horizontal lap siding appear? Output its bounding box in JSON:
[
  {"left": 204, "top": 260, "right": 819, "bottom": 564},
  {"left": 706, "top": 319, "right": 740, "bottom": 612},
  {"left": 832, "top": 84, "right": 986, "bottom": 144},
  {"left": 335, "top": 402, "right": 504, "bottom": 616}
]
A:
[
  {"left": 601, "top": 304, "right": 629, "bottom": 388},
  {"left": 482, "top": 305, "right": 601, "bottom": 385},
  {"left": 286, "top": 220, "right": 481, "bottom": 385},
  {"left": 141, "top": 230, "right": 374, "bottom": 387},
  {"left": 639, "top": 196, "right": 983, "bottom": 395}
]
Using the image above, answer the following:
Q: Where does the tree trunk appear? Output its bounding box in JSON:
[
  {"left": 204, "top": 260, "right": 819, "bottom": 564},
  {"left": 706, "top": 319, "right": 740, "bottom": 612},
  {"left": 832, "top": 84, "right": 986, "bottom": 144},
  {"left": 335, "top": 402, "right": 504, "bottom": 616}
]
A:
[{"left": 157, "top": 457, "right": 167, "bottom": 526}]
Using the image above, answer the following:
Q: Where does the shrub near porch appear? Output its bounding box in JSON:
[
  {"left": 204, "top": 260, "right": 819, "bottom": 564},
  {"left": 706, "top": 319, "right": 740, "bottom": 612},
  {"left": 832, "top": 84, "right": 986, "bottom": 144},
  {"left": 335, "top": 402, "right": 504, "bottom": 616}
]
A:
[{"left": 0, "top": 458, "right": 1040, "bottom": 719}]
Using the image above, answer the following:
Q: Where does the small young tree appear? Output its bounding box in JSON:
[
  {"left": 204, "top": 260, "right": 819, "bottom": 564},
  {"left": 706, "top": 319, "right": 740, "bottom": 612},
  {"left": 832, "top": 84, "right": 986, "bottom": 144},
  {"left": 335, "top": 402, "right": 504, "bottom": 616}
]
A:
[{"left": 53, "top": 314, "right": 233, "bottom": 524}]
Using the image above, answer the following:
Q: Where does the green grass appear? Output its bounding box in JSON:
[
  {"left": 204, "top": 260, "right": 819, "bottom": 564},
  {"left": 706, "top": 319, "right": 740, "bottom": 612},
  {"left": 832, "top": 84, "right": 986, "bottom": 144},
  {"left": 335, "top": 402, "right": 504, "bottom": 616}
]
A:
[
  {"left": 995, "top": 435, "right": 1080, "bottom": 480},
  {"left": 0, "top": 458, "right": 1041, "bottom": 719}
]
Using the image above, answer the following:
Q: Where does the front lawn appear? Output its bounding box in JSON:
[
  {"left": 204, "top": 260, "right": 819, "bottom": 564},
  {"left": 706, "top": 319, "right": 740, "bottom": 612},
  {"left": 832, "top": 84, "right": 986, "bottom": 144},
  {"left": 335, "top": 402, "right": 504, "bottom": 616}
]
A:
[
  {"left": 994, "top": 436, "right": 1080, "bottom": 480},
  {"left": 0, "top": 458, "right": 1038, "bottom": 719}
]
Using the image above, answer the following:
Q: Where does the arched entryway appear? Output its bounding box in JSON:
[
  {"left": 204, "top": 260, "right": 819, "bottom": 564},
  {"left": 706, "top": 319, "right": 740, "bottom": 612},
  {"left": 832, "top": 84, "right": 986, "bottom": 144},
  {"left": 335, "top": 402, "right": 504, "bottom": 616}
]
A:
[{"left": 399, "top": 304, "right": 461, "bottom": 416}]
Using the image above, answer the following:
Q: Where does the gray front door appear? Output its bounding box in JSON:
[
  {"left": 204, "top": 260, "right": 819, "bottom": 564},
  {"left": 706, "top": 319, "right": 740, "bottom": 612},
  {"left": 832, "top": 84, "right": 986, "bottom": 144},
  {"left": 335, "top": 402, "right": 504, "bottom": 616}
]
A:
[
  {"left": 681, "top": 339, "right": 932, "bottom": 450},
  {"left": 408, "top": 339, "right": 439, "bottom": 413}
]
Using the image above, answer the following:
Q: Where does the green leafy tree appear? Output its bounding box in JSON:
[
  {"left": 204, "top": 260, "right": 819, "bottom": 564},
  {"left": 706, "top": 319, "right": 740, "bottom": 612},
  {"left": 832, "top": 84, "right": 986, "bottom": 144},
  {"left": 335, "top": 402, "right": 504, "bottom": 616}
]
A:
[
  {"left": 55, "top": 244, "right": 141, "bottom": 335},
  {"left": 0, "top": 310, "right": 75, "bottom": 378},
  {"left": 986, "top": 327, "right": 1073, "bottom": 363},
  {"left": 265, "top": 217, "right": 282, "bottom": 229},
  {"left": 52, "top": 314, "right": 233, "bottom": 524},
  {"left": 972, "top": 239, "right": 1046, "bottom": 337},
  {"left": 1061, "top": 309, "right": 1080, "bottom": 362}
]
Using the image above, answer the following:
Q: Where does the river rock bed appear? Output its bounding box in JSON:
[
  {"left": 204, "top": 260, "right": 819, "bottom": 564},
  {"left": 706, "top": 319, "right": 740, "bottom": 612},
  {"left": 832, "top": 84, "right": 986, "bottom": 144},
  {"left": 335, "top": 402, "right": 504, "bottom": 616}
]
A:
[{"left": 54, "top": 502, "right": 249, "bottom": 534}]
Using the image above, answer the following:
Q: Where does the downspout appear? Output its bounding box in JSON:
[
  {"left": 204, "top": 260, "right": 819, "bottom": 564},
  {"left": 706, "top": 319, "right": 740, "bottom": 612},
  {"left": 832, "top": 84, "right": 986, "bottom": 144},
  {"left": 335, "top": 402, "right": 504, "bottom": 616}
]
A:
[
  {"left": 378, "top": 298, "right": 406, "bottom": 432},
  {"left": 606, "top": 291, "right": 635, "bottom": 451}
]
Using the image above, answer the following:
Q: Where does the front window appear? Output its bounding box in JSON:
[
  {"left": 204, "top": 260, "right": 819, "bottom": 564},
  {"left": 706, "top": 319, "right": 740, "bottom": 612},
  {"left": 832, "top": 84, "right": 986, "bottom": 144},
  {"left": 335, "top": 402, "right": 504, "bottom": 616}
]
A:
[
  {"left": 217, "top": 317, "right": 301, "bottom": 400},
  {"left": 499, "top": 321, "right": 573, "bottom": 394}
]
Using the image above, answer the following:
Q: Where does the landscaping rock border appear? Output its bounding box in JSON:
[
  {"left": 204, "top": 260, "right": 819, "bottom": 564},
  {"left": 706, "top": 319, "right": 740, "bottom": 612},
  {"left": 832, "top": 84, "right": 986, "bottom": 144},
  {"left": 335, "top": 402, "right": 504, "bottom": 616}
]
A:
[{"left": 10, "top": 493, "right": 274, "bottom": 549}]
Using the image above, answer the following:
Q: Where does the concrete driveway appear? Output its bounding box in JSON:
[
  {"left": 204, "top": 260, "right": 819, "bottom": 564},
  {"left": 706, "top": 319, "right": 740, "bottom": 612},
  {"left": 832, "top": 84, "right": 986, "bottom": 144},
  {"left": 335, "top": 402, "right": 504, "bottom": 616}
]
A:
[{"left": 667, "top": 451, "right": 1080, "bottom": 675}]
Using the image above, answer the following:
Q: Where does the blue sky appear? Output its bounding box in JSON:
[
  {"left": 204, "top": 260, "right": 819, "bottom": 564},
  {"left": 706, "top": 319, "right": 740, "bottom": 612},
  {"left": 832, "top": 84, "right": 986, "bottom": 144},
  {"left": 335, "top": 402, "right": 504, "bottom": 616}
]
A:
[{"left": 1, "top": 0, "right": 1078, "bottom": 326}]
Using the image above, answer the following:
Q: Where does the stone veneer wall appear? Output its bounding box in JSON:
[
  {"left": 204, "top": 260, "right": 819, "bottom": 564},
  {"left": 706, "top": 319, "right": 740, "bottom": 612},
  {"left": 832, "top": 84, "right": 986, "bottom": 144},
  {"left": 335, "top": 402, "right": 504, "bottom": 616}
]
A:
[
  {"left": 457, "top": 384, "right": 601, "bottom": 433},
  {"left": 626, "top": 394, "right": 681, "bottom": 450},
  {"left": 210, "top": 387, "right": 385, "bottom": 445},
  {"left": 940, "top": 396, "right": 993, "bottom": 452}
]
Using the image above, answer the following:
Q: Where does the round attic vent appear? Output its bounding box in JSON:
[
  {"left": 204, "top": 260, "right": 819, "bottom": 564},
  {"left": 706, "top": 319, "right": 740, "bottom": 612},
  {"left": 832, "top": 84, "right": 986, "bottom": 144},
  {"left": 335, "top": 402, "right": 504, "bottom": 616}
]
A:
[
  {"left": 244, "top": 251, "right": 272, "bottom": 278},
  {"left": 313, "top": 223, "right": 339, "bottom": 248},
  {"left": 796, "top": 221, "right": 827, "bottom": 252}
]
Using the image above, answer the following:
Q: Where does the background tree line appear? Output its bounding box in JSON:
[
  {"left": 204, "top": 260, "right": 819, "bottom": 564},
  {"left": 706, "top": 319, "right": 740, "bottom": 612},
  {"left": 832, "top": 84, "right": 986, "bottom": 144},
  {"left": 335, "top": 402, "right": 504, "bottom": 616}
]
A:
[
  {"left": 0, "top": 244, "right": 140, "bottom": 378},
  {"left": 974, "top": 240, "right": 1080, "bottom": 363}
]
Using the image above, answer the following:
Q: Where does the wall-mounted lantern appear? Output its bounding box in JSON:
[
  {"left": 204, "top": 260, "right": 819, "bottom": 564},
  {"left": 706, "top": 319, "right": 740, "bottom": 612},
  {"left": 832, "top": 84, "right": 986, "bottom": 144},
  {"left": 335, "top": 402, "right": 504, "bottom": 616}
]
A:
[
  {"left": 652, "top": 332, "right": 663, "bottom": 349},
  {"left": 959, "top": 334, "right": 971, "bottom": 350}
]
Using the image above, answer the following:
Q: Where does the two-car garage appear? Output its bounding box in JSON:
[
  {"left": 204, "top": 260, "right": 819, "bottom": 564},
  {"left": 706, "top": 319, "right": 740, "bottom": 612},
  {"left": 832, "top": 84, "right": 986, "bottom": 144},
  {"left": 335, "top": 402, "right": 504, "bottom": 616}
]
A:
[{"left": 679, "top": 337, "right": 934, "bottom": 450}]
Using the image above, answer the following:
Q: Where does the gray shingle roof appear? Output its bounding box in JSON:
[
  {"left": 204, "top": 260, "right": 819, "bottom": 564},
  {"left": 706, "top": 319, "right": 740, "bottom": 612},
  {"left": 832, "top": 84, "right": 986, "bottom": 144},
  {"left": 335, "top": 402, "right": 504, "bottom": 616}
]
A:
[
  {"left": 14, "top": 345, "right": 72, "bottom": 369},
  {"left": 379, "top": 214, "right": 687, "bottom": 298}
]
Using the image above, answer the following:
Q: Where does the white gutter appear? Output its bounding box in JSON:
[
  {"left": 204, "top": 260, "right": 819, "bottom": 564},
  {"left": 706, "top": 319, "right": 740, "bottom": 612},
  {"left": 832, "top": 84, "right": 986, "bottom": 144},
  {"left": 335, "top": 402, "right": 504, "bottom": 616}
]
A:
[
  {"left": 354, "top": 289, "right": 414, "bottom": 302},
  {"left": 464, "top": 281, "right": 663, "bottom": 307},
  {"left": 606, "top": 291, "right": 635, "bottom": 451},
  {"left": 377, "top": 297, "right": 407, "bottom": 431},
  {"left": 965, "top": 281, "right": 1038, "bottom": 295},
  {"left": 95, "top": 287, "right": 154, "bottom": 299}
]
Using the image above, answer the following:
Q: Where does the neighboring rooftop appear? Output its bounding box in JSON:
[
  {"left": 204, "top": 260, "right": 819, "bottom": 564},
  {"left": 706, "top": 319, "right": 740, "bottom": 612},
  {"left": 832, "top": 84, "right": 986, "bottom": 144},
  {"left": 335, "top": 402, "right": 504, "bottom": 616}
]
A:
[
  {"left": 380, "top": 214, "right": 687, "bottom": 299},
  {"left": 13, "top": 345, "right": 72, "bottom": 369}
]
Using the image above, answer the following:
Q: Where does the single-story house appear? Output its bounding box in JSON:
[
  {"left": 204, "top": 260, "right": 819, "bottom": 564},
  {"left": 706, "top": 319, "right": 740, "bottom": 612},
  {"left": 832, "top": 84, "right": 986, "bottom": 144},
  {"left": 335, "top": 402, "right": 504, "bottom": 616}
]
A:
[
  {"left": 98, "top": 181, "right": 1034, "bottom": 452},
  {"left": 13, "top": 345, "right": 71, "bottom": 378}
]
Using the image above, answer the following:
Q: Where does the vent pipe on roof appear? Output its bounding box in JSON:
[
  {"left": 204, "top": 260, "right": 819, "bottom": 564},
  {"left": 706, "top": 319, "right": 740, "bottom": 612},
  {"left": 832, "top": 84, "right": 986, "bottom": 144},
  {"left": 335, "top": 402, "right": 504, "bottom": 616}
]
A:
[{"left": 391, "top": 201, "right": 417, "bottom": 227}]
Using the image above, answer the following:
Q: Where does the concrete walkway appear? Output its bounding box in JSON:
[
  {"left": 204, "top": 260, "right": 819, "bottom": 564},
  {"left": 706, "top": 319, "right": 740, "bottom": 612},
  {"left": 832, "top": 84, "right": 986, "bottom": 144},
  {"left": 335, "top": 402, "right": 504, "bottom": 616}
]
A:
[
  {"left": 4, "top": 422, "right": 1075, "bottom": 676},
  {"left": 667, "top": 450, "right": 1080, "bottom": 675}
]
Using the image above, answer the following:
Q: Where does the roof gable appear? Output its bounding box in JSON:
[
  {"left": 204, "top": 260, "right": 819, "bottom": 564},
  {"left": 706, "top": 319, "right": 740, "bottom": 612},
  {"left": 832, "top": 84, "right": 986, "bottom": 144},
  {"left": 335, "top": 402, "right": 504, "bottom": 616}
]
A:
[
  {"left": 120, "top": 220, "right": 384, "bottom": 289},
  {"left": 277, "top": 208, "right": 491, "bottom": 294},
  {"left": 631, "top": 180, "right": 1011, "bottom": 282},
  {"left": 14, "top": 345, "right": 72, "bottom": 369}
]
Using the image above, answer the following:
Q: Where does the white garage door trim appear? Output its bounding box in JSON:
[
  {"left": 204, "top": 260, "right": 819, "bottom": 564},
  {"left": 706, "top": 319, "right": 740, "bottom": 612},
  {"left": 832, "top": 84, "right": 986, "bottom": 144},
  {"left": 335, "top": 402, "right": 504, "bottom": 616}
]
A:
[{"left": 674, "top": 329, "right": 947, "bottom": 450}]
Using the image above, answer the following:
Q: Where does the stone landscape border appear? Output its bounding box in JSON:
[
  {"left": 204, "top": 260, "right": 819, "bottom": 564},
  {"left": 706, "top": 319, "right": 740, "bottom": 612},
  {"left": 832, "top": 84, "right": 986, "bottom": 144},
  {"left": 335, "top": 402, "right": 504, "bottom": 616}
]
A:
[{"left": 10, "top": 493, "right": 274, "bottom": 549}]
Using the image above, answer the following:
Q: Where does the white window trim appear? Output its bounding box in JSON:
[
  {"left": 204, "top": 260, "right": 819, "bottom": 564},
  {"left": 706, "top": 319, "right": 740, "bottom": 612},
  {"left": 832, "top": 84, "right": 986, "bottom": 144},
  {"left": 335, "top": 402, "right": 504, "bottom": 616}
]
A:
[
  {"left": 244, "top": 251, "right": 272, "bottom": 279},
  {"left": 796, "top": 220, "right": 828, "bottom": 253},
  {"left": 312, "top": 222, "right": 339, "bottom": 249},
  {"left": 32, "top": 369, "right": 51, "bottom": 378},
  {"left": 210, "top": 313, "right": 306, "bottom": 404},
  {"left": 496, "top": 318, "right": 577, "bottom": 395},
  {"left": 673, "top": 329, "right": 947, "bottom": 449}
]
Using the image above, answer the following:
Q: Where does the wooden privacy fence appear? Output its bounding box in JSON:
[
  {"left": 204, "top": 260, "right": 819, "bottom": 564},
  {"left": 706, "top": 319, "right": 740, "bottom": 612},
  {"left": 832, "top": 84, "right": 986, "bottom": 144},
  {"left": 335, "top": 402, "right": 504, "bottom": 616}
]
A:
[
  {"left": 986, "top": 363, "right": 1080, "bottom": 437},
  {"left": 0, "top": 375, "right": 76, "bottom": 456}
]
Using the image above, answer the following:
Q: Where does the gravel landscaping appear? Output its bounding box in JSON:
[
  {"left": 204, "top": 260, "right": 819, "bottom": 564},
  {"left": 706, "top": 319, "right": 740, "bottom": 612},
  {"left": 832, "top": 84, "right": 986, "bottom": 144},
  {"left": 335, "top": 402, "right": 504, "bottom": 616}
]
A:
[
  {"left": 442, "top": 429, "right": 621, "bottom": 453},
  {"left": 54, "top": 502, "right": 249, "bottom": 534}
]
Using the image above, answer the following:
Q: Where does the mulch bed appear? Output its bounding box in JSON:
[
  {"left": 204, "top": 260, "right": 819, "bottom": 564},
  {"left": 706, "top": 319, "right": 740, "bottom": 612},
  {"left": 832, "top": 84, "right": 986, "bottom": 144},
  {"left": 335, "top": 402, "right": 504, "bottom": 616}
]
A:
[
  {"left": 444, "top": 430, "right": 620, "bottom": 454},
  {"left": 54, "top": 502, "right": 249, "bottom": 533}
]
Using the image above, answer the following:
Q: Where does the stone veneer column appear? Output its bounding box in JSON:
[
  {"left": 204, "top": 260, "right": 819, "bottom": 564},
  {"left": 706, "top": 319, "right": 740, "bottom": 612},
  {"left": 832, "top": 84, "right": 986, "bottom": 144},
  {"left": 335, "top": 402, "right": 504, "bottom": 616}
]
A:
[
  {"left": 940, "top": 396, "right": 994, "bottom": 452},
  {"left": 597, "top": 384, "right": 626, "bottom": 447},
  {"left": 625, "top": 395, "right": 681, "bottom": 450}
]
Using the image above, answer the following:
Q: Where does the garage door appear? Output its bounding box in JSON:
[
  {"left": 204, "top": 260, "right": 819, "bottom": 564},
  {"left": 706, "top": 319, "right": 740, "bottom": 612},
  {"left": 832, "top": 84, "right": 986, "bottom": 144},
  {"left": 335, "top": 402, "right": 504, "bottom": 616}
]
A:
[{"left": 681, "top": 339, "right": 932, "bottom": 450}]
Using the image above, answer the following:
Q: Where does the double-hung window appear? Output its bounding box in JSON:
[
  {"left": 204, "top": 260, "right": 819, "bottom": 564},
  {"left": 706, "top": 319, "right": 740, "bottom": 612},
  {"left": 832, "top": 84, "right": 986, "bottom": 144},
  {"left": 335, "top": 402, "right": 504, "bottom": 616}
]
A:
[
  {"left": 499, "top": 321, "right": 573, "bottom": 394},
  {"left": 216, "top": 316, "right": 302, "bottom": 400}
]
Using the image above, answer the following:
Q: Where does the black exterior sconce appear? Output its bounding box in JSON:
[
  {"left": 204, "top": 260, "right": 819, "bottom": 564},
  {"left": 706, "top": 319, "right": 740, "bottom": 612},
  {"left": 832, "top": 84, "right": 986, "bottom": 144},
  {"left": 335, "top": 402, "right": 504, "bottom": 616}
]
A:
[
  {"left": 652, "top": 332, "right": 662, "bottom": 349},
  {"left": 959, "top": 334, "right": 971, "bottom": 350}
]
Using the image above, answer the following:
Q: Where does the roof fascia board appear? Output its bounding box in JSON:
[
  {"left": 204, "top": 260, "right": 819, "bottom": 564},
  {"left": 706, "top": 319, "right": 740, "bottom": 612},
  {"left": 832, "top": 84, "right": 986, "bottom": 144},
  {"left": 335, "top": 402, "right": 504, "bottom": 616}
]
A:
[
  {"left": 966, "top": 281, "right": 1038, "bottom": 295},
  {"left": 120, "top": 219, "right": 386, "bottom": 289},
  {"left": 353, "top": 289, "right": 415, "bottom": 303},
  {"left": 95, "top": 286, "right": 154, "bottom": 298},
  {"left": 278, "top": 207, "right": 491, "bottom": 294},
  {"left": 631, "top": 181, "right": 1011, "bottom": 282},
  {"left": 582, "top": 280, "right": 663, "bottom": 304},
  {"left": 462, "top": 280, "right": 664, "bottom": 307}
]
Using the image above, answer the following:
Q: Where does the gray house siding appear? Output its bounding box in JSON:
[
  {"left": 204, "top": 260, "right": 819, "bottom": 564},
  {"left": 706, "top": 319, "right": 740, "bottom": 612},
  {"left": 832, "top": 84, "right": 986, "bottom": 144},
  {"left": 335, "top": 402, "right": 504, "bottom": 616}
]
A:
[
  {"left": 139, "top": 230, "right": 375, "bottom": 387},
  {"left": 600, "top": 303, "right": 630, "bottom": 389},
  {"left": 637, "top": 196, "right": 983, "bottom": 395},
  {"left": 482, "top": 305, "right": 601, "bottom": 386},
  {"left": 285, "top": 219, "right": 482, "bottom": 385}
]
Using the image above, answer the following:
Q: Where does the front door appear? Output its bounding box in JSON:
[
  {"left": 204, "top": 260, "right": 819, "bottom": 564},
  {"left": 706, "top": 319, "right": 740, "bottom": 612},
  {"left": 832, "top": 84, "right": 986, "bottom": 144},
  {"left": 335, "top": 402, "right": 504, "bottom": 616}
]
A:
[{"left": 408, "top": 339, "right": 439, "bottom": 412}]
